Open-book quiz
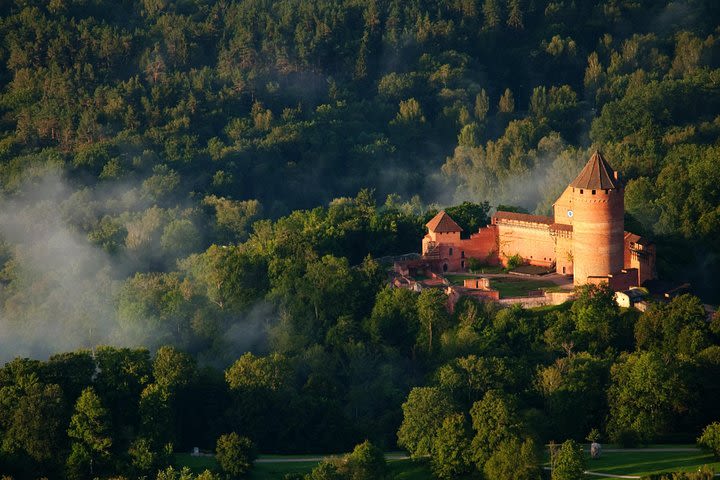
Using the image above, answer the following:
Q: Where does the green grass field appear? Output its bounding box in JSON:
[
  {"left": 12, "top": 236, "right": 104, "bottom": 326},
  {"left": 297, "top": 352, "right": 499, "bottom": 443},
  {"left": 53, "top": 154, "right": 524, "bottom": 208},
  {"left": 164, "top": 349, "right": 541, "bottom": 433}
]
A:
[
  {"left": 540, "top": 448, "right": 720, "bottom": 477},
  {"left": 175, "top": 453, "right": 218, "bottom": 472},
  {"left": 491, "top": 277, "right": 556, "bottom": 297},
  {"left": 469, "top": 265, "right": 505, "bottom": 274},
  {"left": 175, "top": 454, "right": 432, "bottom": 479},
  {"left": 178, "top": 449, "right": 720, "bottom": 479},
  {"left": 582, "top": 450, "right": 719, "bottom": 477}
]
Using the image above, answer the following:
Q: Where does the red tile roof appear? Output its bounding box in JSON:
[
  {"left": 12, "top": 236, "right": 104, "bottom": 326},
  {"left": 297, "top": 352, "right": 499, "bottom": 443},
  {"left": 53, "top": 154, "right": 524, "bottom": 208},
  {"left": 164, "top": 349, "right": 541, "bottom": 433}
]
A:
[
  {"left": 570, "top": 151, "right": 620, "bottom": 190},
  {"left": 625, "top": 231, "right": 652, "bottom": 246},
  {"left": 551, "top": 223, "right": 573, "bottom": 232},
  {"left": 493, "top": 211, "right": 553, "bottom": 225},
  {"left": 426, "top": 211, "right": 463, "bottom": 233}
]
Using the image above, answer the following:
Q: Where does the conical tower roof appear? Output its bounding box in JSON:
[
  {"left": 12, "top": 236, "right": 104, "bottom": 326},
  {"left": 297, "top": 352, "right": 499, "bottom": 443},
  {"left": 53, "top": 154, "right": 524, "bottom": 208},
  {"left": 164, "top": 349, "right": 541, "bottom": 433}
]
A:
[
  {"left": 426, "top": 211, "right": 463, "bottom": 233},
  {"left": 570, "top": 151, "right": 620, "bottom": 190}
]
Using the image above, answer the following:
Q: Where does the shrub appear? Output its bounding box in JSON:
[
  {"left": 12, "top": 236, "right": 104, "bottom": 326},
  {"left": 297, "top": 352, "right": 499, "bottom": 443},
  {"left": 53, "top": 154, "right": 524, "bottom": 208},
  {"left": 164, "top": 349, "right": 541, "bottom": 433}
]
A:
[
  {"left": 467, "top": 257, "right": 483, "bottom": 272},
  {"left": 345, "top": 440, "right": 387, "bottom": 480},
  {"left": 506, "top": 254, "right": 524, "bottom": 270},
  {"left": 216, "top": 432, "right": 257, "bottom": 478},
  {"left": 552, "top": 440, "right": 586, "bottom": 480},
  {"left": 698, "top": 422, "right": 720, "bottom": 459}
]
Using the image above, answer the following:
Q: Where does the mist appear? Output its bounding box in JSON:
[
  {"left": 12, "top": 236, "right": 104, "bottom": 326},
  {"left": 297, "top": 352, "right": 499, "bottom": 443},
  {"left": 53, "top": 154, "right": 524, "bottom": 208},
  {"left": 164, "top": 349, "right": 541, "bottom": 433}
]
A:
[{"left": 0, "top": 170, "right": 122, "bottom": 362}]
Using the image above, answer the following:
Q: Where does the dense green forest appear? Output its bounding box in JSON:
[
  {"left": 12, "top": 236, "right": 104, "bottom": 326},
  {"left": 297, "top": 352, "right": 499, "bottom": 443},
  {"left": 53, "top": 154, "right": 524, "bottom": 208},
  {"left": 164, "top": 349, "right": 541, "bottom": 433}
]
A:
[{"left": 1, "top": 0, "right": 720, "bottom": 478}]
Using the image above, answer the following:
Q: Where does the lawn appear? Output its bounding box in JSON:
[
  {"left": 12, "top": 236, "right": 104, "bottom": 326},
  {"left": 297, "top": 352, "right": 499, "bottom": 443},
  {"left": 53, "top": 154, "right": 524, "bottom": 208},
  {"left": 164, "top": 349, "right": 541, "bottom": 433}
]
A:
[
  {"left": 510, "top": 265, "right": 553, "bottom": 275},
  {"left": 250, "top": 458, "right": 432, "bottom": 480},
  {"left": 177, "top": 449, "right": 720, "bottom": 479},
  {"left": 469, "top": 265, "right": 505, "bottom": 274},
  {"left": 541, "top": 448, "right": 720, "bottom": 477},
  {"left": 175, "top": 453, "right": 218, "bottom": 472},
  {"left": 490, "top": 277, "right": 556, "bottom": 297},
  {"left": 583, "top": 450, "right": 719, "bottom": 476},
  {"left": 175, "top": 453, "right": 432, "bottom": 479},
  {"left": 250, "top": 460, "right": 317, "bottom": 479}
]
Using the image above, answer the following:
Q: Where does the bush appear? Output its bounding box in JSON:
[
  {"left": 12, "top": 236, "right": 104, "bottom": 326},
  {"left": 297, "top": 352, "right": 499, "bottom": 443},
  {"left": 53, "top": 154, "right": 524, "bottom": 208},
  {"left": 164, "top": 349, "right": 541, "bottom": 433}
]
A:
[
  {"left": 506, "top": 254, "right": 524, "bottom": 270},
  {"left": 640, "top": 467, "right": 715, "bottom": 480},
  {"left": 345, "top": 440, "right": 387, "bottom": 480},
  {"left": 467, "top": 257, "right": 483, "bottom": 272},
  {"left": 698, "top": 422, "right": 720, "bottom": 459},
  {"left": 552, "top": 440, "right": 586, "bottom": 480},
  {"left": 215, "top": 433, "right": 257, "bottom": 478}
]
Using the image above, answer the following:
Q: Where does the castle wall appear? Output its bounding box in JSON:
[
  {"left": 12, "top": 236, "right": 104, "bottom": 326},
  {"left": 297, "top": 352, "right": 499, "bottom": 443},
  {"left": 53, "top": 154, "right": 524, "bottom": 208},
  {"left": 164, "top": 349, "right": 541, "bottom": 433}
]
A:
[
  {"left": 555, "top": 233, "right": 574, "bottom": 275},
  {"left": 495, "top": 220, "right": 556, "bottom": 267},
  {"left": 422, "top": 224, "right": 500, "bottom": 272},
  {"left": 466, "top": 225, "right": 500, "bottom": 264},
  {"left": 587, "top": 269, "right": 639, "bottom": 291}
]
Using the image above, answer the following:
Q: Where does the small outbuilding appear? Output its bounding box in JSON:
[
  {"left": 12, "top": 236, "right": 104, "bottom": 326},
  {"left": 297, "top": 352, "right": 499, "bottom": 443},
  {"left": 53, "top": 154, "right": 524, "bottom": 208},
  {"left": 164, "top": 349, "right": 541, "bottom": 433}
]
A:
[{"left": 615, "top": 288, "right": 647, "bottom": 308}]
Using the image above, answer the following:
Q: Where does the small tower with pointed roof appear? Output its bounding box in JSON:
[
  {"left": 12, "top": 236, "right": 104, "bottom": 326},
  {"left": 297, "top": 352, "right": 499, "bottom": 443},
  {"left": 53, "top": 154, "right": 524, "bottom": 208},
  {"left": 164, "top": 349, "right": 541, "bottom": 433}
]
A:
[
  {"left": 568, "top": 151, "right": 625, "bottom": 285},
  {"left": 422, "top": 211, "right": 466, "bottom": 272}
]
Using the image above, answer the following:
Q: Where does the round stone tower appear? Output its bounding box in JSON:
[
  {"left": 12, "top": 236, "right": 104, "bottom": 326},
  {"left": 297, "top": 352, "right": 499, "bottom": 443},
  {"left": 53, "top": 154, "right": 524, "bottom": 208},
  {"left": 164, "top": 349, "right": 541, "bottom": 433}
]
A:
[{"left": 570, "top": 152, "right": 625, "bottom": 285}]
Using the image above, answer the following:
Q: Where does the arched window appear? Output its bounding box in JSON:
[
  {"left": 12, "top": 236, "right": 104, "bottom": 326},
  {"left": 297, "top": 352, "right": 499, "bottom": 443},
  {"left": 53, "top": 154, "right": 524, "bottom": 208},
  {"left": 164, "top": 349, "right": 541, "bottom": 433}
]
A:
[{"left": 443, "top": 263, "right": 448, "bottom": 272}]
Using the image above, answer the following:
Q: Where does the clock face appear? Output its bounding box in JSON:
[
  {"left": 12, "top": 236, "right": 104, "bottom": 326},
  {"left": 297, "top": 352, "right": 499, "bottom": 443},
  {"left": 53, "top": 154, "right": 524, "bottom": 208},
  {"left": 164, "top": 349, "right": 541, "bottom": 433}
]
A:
[{"left": 567, "top": 210, "right": 574, "bottom": 218}]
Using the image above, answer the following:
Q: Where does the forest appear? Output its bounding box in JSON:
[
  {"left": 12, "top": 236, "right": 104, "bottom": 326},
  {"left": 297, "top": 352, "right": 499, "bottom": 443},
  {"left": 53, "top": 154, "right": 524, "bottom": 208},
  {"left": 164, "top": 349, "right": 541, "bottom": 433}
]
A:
[{"left": 1, "top": 0, "right": 720, "bottom": 479}]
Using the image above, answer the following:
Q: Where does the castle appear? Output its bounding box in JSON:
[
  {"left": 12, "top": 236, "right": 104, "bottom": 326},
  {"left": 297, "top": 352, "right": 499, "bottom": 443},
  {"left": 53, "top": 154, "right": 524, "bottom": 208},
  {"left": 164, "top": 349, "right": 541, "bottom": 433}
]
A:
[{"left": 420, "top": 152, "right": 656, "bottom": 290}]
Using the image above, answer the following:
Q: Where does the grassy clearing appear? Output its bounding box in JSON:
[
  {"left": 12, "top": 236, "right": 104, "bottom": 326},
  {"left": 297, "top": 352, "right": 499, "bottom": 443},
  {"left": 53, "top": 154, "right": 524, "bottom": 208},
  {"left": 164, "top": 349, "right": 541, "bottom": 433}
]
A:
[
  {"left": 582, "top": 450, "right": 719, "bottom": 476},
  {"left": 250, "top": 458, "right": 432, "bottom": 480},
  {"left": 469, "top": 265, "right": 505, "bottom": 274},
  {"left": 174, "top": 453, "right": 218, "bottom": 472},
  {"left": 510, "top": 265, "right": 553, "bottom": 275},
  {"left": 175, "top": 454, "right": 432, "bottom": 479},
  {"left": 541, "top": 448, "right": 719, "bottom": 477},
  {"left": 491, "top": 278, "right": 556, "bottom": 297},
  {"left": 250, "top": 461, "right": 317, "bottom": 479}
]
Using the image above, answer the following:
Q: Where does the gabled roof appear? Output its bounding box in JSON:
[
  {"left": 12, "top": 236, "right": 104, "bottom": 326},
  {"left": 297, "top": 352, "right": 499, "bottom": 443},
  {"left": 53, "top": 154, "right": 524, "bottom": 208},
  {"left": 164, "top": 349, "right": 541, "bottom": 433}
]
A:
[
  {"left": 625, "top": 231, "right": 653, "bottom": 246},
  {"left": 570, "top": 151, "right": 620, "bottom": 190},
  {"left": 493, "top": 211, "right": 553, "bottom": 225},
  {"left": 426, "top": 211, "right": 463, "bottom": 233}
]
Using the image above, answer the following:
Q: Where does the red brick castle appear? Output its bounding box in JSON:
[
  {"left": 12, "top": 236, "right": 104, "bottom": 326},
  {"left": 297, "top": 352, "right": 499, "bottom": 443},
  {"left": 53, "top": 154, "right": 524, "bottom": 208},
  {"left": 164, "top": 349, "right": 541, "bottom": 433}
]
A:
[{"left": 421, "top": 152, "right": 656, "bottom": 289}]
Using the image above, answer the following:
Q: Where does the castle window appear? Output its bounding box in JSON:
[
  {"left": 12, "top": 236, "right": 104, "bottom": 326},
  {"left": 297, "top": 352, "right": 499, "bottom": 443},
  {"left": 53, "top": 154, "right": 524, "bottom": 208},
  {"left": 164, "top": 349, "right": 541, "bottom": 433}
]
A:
[
  {"left": 449, "top": 247, "right": 453, "bottom": 256},
  {"left": 604, "top": 189, "right": 609, "bottom": 194},
  {"left": 580, "top": 189, "right": 584, "bottom": 194},
  {"left": 592, "top": 190, "right": 596, "bottom": 195},
  {"left": 461, "top": 251, "right": 465, "bottom": 258},
  {"left": 443, "top": 263, "right": 448, "bottom": 272},
  {"left": 461, "top": 260, "right": 465, "bottom": 269}
]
